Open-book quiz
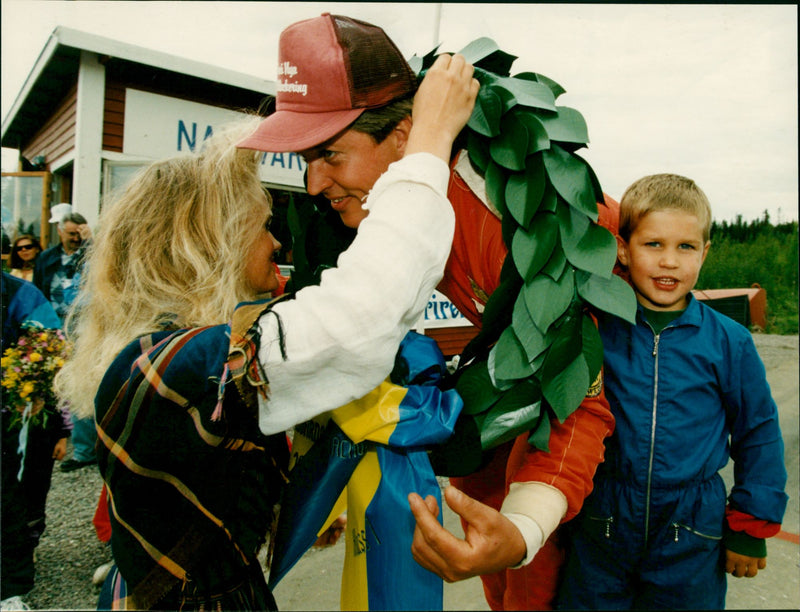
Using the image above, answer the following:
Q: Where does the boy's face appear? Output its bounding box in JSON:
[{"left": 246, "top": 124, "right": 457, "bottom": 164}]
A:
[
  {"left": 299, "top": 118, "right": 411, "bottom": 228},
  {"left": 618, "top": 209, "right": 710, "bottom": 311}
]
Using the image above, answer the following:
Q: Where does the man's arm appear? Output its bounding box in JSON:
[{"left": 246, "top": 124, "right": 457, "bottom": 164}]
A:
[
  {"left": 409, "top": 382, "right": 614, "bottom": 578},
  {"left": 256, "top": 54, "right": 479, "bottom": 434}
]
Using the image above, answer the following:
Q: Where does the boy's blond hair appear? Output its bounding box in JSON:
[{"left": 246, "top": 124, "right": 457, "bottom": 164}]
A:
[{"left": 619, "top": 173, "right": 712, "bottom": 242}]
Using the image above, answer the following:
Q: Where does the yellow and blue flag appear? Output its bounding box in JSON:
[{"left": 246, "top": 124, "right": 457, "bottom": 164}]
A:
[{"left": 269, "top": 332, "right": 462, "bottom": 610}]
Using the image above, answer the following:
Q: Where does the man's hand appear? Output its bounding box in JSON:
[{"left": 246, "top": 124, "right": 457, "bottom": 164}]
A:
[
  {"left": 725, "top": 549, "right": 767, "bottom": 578},
  {"left": 52, "top": 437, "right": 67, "bottom": 461},
  {"left": 406, "top": 53, "right": 479, "bottom": 163},
  {"left": 408, "top": 485, "right": 526, "bottom": 582}
]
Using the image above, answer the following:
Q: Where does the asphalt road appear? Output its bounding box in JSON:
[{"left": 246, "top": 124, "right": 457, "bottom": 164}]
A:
[{"left": 273, "top": 334, "right": 800, "bottom": 611}]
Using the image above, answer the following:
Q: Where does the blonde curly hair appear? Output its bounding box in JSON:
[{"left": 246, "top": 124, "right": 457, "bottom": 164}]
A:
[{"left": 55, "top": 116, "right": 271, "bottom": 418}]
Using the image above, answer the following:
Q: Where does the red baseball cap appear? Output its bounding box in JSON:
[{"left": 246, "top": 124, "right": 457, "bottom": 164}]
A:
[{"left": 238, "top": 13, "right": 418, "bottom": 153}]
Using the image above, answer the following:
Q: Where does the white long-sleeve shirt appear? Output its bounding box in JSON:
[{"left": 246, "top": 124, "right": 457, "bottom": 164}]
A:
[{"left": 256, "top": 152, "right": 454, "bottom": 435}]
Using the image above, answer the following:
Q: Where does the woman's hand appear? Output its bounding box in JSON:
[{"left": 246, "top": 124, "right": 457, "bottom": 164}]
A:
[{"left": 406, "top": 53, "right": 479, "bottom": 162}]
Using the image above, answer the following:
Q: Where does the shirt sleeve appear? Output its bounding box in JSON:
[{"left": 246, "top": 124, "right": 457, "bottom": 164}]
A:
[
  {"left": 256, "top": 153, "right": 455, "bottom": 434},
  {"left": 725, "top": 333, "right": 788, "bottom": 524},
  {"left": 498, "top": 376, "right": 615, "bottom": 564}
]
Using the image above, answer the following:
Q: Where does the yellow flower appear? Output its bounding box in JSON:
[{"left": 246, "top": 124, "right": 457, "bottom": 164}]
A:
[
  {"left": 20, "top": 381, "right": 35, "bottom": 398},
  {"left": 29, "top": 352, "right": 43, "bottom": 363},
  {"left": 1, "top": 356, "right": 11, "bottom": 368}
]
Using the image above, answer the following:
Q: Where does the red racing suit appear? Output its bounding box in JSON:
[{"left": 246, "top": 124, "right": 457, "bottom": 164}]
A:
[{"left": 440, "top": 153, "right": 618, "bottom": 610}]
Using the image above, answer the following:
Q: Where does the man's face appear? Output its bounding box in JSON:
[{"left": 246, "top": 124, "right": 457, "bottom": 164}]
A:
[
  {"left": 299, "top": 121, "right": 409, "bottom": 228},
  {"left": 58, "top": 221, "right": 83, "bottom": 254}
]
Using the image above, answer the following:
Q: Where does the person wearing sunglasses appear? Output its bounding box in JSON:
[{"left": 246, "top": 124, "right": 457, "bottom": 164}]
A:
[{"left": 9, "top": 235, "right": 42, "bottom": 283}]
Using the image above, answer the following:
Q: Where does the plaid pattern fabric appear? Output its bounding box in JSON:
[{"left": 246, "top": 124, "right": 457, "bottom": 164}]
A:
[{"left": 95, "top": 299, "right": 289, "bottom": 610}]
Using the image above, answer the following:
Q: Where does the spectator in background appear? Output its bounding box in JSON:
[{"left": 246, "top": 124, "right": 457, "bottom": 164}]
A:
[
  {"left": 1, "top": 271, "right": 64, "bottom": 610},
  {"left": 33, "top": 209, "right": 90, "bottom": 323},
  {"left": 33, "top": 208, "right": 95, "bottom": 473},
  {"left": 9, "top": 235, "right": 42, "bottom": 283}
]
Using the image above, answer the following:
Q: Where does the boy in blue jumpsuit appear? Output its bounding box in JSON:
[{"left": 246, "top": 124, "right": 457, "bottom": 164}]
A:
[{"left": 557, "top": 174, "right": 788, "bottom": 610}]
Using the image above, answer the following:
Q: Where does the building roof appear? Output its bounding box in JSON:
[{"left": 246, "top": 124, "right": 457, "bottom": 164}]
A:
[{"left": 2, "top": 26, "right": 276, "bottom": 149}]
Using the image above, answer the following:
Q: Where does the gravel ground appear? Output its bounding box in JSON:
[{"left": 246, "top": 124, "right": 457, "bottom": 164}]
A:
[
  {"left": 22, "top": 450, "right": 111, "bottom": 611},
  {"left": 15, "top": 333, "right": 799, "bottom": 611}
]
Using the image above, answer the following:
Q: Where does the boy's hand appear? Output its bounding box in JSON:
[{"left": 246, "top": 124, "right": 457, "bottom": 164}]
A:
[{"left": 725, "top": 548, "right": 767, "bottom": 577}]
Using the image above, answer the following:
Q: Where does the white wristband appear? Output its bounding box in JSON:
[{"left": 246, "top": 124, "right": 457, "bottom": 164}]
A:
[{"left": 503, "top": 512, "right": 544, "bottom": 568}]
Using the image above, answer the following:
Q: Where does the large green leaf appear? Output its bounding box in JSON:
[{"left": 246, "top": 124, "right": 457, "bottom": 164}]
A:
[
  {"left": 485, "top": 161, "right": 508, "bottom": 218},
  {"left": 539, "top": 302, "right": 586, "bottom": 420},
  {"left": 495, "top": 75, "right": 556, "bottom": 111},
  {"left": 510, "top": 211, "right": 559, "bottom": 281},
  {"left": 466, "top": 131, "right": 491, "bottom": 174},
  {"left": 527, "top": 412, "right": 551, "bottom": 451},
  {"left": 510, "top": 294, "right": 549, "bottom": 364},
  {"left": 582, "top": 152, "right": 607, "bottom": 204},
  {"left": 539, "top": 181, "right": 558, "bottom": 214},
  {"left": 542, "top": 352, "right": 590, "bottom": 422},
  {"left": 581, "top": 313, "right": 604, "bottom": 382},
  {"left": 556, "top": 203, "right": 618, "bottom": 278},
  {"left": 576, "top": 269, "right": 638, "bottom": 324},
  {"left": 492, "top": 327, "right": 534, "bottom": 381},
  {"left": 515, "top": 112, "right": 551, "bottom": 155},
  {"left": 479, "top": 380, "right": 543, "bottom": 449},
  {"left": 542, "top": 145, "right": 598, "bottom": 220},
  {"left": 515, "top": 71, "right": 566, "bottom": 100},
  {"left": 506, "top": 155, "right": 545, "bottom": 229},
  {"left": 536, "top": 106, "right": 589, "bottom": 146},
  {"left": 522, "top": 267, "right": 575, "bottom": 333},
  {"left": 490, "top": 113, "right": 528, "bottom": 171},
  {"left": 459, "top": 38, "right": 517, "bottom": 76},
  {"left": 478, "top": 269, "right": 522, "bottom": 347},
  {"left": 468, "top": 86, "right": 503, "bottom": 137},
  {"left": 540, "top": 237, "right": 567, "bottom": 281},
  {"left": 454, "top": 359, "right": 502, "bottom": 416},
  {"left": 407, "top": 45, "right": 442, "bottom": 74}
]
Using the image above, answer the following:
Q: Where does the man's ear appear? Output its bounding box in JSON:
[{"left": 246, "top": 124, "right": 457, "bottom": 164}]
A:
[{"left": 393, "top": 116, "right": 413, "bottom": 156}]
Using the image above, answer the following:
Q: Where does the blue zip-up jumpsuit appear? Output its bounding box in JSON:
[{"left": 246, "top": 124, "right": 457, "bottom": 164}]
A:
[{"left": 558, "top": 294, "right": 787, "bottom": 609}]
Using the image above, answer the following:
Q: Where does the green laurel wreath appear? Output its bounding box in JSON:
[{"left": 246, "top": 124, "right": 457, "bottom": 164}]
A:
[{"left": 410, "top": 39, "right": 636, "bottom": 454}]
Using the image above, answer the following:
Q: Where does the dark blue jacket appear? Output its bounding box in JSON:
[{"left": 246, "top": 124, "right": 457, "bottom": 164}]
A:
[
  {"left": 597, "top": 293, "right": 787, "bottom": 524},
  {"left": 1, "top": 272, "right": 62, "bottom": 351}
]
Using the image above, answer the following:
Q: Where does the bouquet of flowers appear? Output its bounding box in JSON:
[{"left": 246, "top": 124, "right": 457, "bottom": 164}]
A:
[{"left": 1, "top": 323, "right": 69, "bottom": 430}]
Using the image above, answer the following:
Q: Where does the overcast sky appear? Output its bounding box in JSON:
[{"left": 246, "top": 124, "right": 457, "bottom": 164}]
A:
[{"left": 1, "top": 1, "right": 797, "bottom": 223}]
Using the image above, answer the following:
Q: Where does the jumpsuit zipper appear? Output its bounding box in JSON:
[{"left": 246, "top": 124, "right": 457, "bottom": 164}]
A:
[
  {"left": 671, "top": 522, "right": 723, "bottom": 542},
  {"left": 644, "top": 331, "right": 660, "bottom": 547}
]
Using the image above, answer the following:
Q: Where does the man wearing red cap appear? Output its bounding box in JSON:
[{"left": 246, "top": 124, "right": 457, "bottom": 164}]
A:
[{"left": 240, "top": 13, "right": 616, "bottom": 610}]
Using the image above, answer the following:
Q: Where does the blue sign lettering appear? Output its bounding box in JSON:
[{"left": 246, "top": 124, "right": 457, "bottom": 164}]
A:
[
  {"left": 177, "top": 120, "right": 196, "bottom": 151},
  {"left": 424, "top": 293, "right": 466, "bottom": 322},
  {"left": 177, "top": 121, "right": 217, "bottom": 152},
  {"left": 260, "top": 152, "right": 306, "bottom": 172}
]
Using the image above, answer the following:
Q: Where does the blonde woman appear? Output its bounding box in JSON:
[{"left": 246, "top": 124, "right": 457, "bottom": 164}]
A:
[{"left": 55, "top": 53, "right": 477, "bottom": 610}]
